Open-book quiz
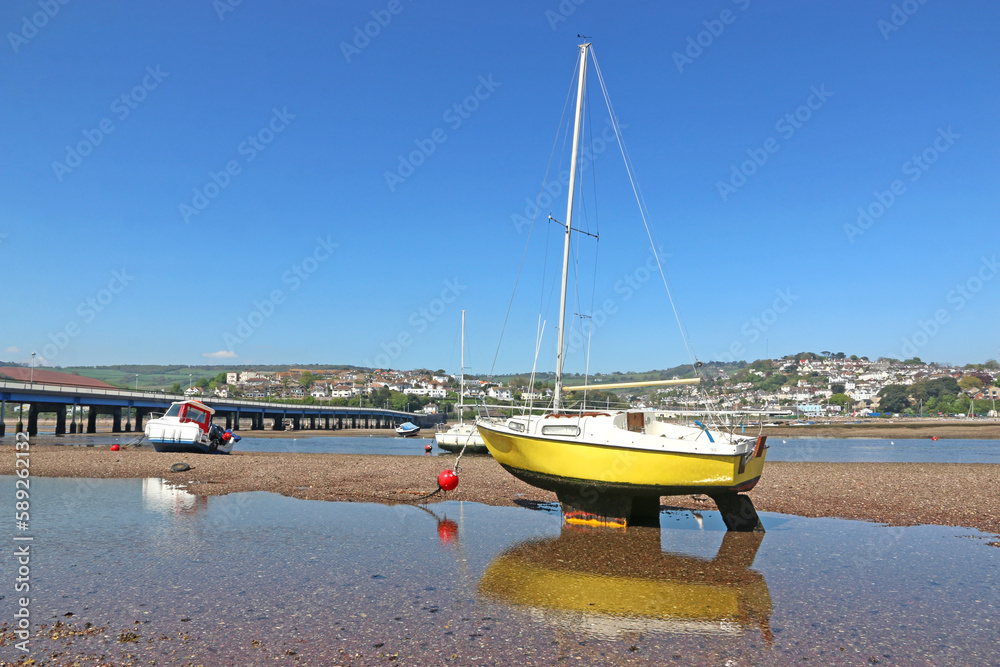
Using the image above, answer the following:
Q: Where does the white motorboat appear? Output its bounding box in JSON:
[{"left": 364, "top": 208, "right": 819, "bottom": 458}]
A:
[
  {"left": 395, "top": 421, "right": 421, "bottom": 437},
  {"left": 145, "top": 400, "right": 239, "bottom": 454}
]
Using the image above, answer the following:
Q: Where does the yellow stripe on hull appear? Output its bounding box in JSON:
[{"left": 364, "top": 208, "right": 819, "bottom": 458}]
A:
[{"left": 479, "top": 425, "right": 765, "bottom": 493}]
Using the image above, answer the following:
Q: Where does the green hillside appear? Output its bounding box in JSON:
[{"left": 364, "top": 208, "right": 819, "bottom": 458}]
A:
[{"left": 56, "top": 364, "right": 360, "bottom": 390}]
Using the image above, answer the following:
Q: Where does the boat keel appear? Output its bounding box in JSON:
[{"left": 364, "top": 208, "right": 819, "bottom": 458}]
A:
[
  {"left": 711, "top": 493, "right": 765, "bottom": 533},
  {"left": 556, "top": 490, "right": 662, "bottom": 529}
]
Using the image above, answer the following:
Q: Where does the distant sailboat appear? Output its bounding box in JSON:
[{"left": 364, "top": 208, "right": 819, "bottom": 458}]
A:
[
  {"left": 476, "top": 42, "right": 768, "bottom": 530},
  {"left": 436, "top": 310, "right": 488, "bottom": 454}
]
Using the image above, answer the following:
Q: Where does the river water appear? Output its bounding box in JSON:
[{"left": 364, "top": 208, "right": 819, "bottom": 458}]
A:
[
  {"left": 1, "top": 476, "right": 997, "bottom": 665},
  {"left": 25, "top": 433, "right": 1000, "bottom": 463}
]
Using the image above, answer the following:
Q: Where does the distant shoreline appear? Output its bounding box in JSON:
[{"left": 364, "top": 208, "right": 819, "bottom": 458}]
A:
[
  {"left": 14, "top": 418, "right": 1000, "bottom": 440},
  {"left": 762, "top": 420, "right": 1000, "bottom": 440}
]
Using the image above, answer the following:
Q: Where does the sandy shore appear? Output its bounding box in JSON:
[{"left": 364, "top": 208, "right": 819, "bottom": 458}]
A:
[
  {"left": 763, "top": 419, "right": 1000, "bottom": 439},
  {"left": 5, "top": 445, "right": 999, "bottom": 537}
]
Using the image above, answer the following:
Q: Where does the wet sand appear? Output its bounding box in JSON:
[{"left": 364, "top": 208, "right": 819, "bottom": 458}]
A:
[
  {"left": 6, "top": 445, "right": 999, "bottom": 536},
  {"left": 763, "top": 419, "right": 1000, "bottom": 439}
]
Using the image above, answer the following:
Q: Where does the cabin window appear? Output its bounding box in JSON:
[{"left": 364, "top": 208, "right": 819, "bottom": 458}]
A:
[
  {"left": 507, "top": 420, "right": 526, "bottom": 433},
  {"left": 541, "top": 425, "right": 580, "bottom": 437},
  {"left": 165, "top": 404, "right": 182, "bottom": 418},
  {"left": 182, "top": 406, "right": 208, "bottom": 424}
]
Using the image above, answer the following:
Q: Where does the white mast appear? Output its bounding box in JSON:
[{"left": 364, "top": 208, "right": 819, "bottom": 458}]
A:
[
  {"left": 458, "top": 309, "right": 465, "bottom": 424},
  {"left": 553, "top": 42, "right": 590, "bottom": 412}
]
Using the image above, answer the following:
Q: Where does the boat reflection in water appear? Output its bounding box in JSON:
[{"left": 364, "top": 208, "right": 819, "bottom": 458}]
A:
[
  {"left": 141, "top": 478, "right": 208, "bottom": 517},
  {"left": 478, "top": 525, "right": 772, "bottom": 641}
]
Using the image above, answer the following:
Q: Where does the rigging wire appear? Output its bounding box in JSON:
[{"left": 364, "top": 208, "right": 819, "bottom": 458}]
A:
[
  {"left": 581, "top": 71, "right": 601, "bottom": 410},
  {"left": 589, "top": 47, "right": 719, "bottom": 424},
  {"left": 488, "top": 61, "right": 580, "bottom": 379}
]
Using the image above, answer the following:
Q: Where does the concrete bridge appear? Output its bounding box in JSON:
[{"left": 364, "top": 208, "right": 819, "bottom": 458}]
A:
[{"left": 0, "top": 380, "right": 442, "bottom": 437}]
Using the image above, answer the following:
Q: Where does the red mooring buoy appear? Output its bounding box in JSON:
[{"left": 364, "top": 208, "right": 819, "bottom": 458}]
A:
[
  {"left": 110, "top": 444, "right": 120, "bottom": 451},
  {"left": 438, "top": 469, "right": 459, "bottom": 491},
  {"left": 425, "top": 444, "right": 432, "bottom": 452},
  {"left": 931, "top": 436, "right": 939, "bottom": 441}
]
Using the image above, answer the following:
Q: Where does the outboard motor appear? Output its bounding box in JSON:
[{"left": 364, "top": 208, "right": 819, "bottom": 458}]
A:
[{"left": 208, "top": 423, "right": 226, "bottom": 452}]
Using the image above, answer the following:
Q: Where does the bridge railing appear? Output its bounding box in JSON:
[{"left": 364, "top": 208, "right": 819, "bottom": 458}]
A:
[{"left": 0, "top": 380, "right": 416, "bottom": 417}]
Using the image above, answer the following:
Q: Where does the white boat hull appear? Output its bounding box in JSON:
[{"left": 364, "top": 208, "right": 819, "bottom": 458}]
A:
[
  {"left": 434, "top": 423, "right": 488, "bottom": 453},
  {"left": 145, "top": 418, "right": 234, "bottom": 454},
  {"left": 395, "top": 423, "right": 421, "bottom": 437}
]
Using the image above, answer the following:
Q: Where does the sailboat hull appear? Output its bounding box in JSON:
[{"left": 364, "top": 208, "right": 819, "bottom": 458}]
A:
[
  {"left": 434, "top": 423, "right": 489, "bottom": 453},
  {"left": 477, "top": 421, "right": 765, "bottom": 496}
]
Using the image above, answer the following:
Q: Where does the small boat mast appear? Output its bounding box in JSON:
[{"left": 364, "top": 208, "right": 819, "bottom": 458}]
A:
[{"left": 553, "top": 41, "right": 591, "bottom": 412}]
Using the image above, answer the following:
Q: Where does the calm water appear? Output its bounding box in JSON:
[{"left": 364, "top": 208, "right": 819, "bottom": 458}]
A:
[
  {"left": 22, "top": 434, "right": 446, "bottom": 456},
  {"left": 767, "top": 438, "right": 1000, "bottom": 463},
  {"left": 2, "top": 476, "right": 997, "bottom": 665},
  {"left": 19, "top": 433, "right": 1000, "bottom": 462}
]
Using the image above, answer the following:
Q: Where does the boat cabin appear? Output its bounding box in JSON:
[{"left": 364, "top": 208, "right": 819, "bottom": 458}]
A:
[{"left": 164, "top": 400, "right": 216, "bottom": 433}]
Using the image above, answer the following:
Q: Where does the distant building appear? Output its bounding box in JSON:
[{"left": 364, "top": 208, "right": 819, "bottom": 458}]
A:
[{"left": 0, "top": 367, "right": 118, "bottom": 390}]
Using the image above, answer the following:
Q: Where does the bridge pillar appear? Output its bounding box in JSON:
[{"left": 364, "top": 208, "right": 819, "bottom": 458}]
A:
[
  {"left": 86, "top": 407, "right": 97, "bottom": 433},
  {"left": 135, "top": 409, "right": 146, "bottom": 431},
  {"left": 69, "top": 405, "right": 77, "bottom": 433},
  {"left": 309, "top": 415, "right": 316, "bottom": 430},
  {"left": 112, "top": 407, "right": 122, "bottom": 433},
  {"left": 0, "top": 399, "right": 5, "bottom": 437},
  {"left": 337, "top": 416, "right": 343, "bottom": 430},
  {"left": 225, "top": 413, "right": 232, "bottom": 429},
  {"left": 124, "top": 407, "right": 132, "bottom": 432},
  {"left": 27, "top": 405, "right": 39, "bottom": 436},
  {"left": 254, "top": 414, "right": 263, "bottom": 430},
  {"left": 272, "top": 416, "right": 283, "bottom": 431},
  {"left": 235, "top": 410, "right": 241, "bottom": 430},
  {"left": 55, "top": 407, "right": 66, "bottom": 436}
]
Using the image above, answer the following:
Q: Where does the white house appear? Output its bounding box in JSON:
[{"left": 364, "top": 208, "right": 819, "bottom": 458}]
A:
[
  {"left": 330, "top": 385, "right": 354, "bottom": 399},
  {"left": 488, "top": 387, "right": 514, "bottom": 401}
]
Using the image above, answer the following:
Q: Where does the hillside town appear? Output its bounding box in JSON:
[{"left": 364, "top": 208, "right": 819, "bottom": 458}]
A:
[
  {"left": 181, "top": 367, "right": 527, "bottom": 415},
  {"left": 181, "top": 354, "right": 1000, "bottom": 418},
  {"left": 661, "top": 354, "right": 1000, "bottom": 417}
]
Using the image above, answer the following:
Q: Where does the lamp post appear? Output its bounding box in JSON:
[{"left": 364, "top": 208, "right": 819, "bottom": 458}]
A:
[
  {"left": 135, "top": 374, "right": 139, "bottom": 391},
  {"left": 30, "top": 352, "right": 36, "bottom": 387}
]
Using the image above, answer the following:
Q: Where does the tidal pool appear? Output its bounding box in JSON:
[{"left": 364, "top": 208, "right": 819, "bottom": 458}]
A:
[{"left": 1, "top": 477, "right": 997, "bottom": 665}]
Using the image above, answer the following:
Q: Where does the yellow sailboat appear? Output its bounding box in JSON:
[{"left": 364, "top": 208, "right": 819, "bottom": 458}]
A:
[{"left": 477, "top": 42, "right": 767, "bottom": 530}]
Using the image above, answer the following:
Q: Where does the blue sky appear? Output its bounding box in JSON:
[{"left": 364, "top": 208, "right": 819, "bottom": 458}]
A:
[{"left": 2, "top": 0, "right": 997, "bottom": 375}]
